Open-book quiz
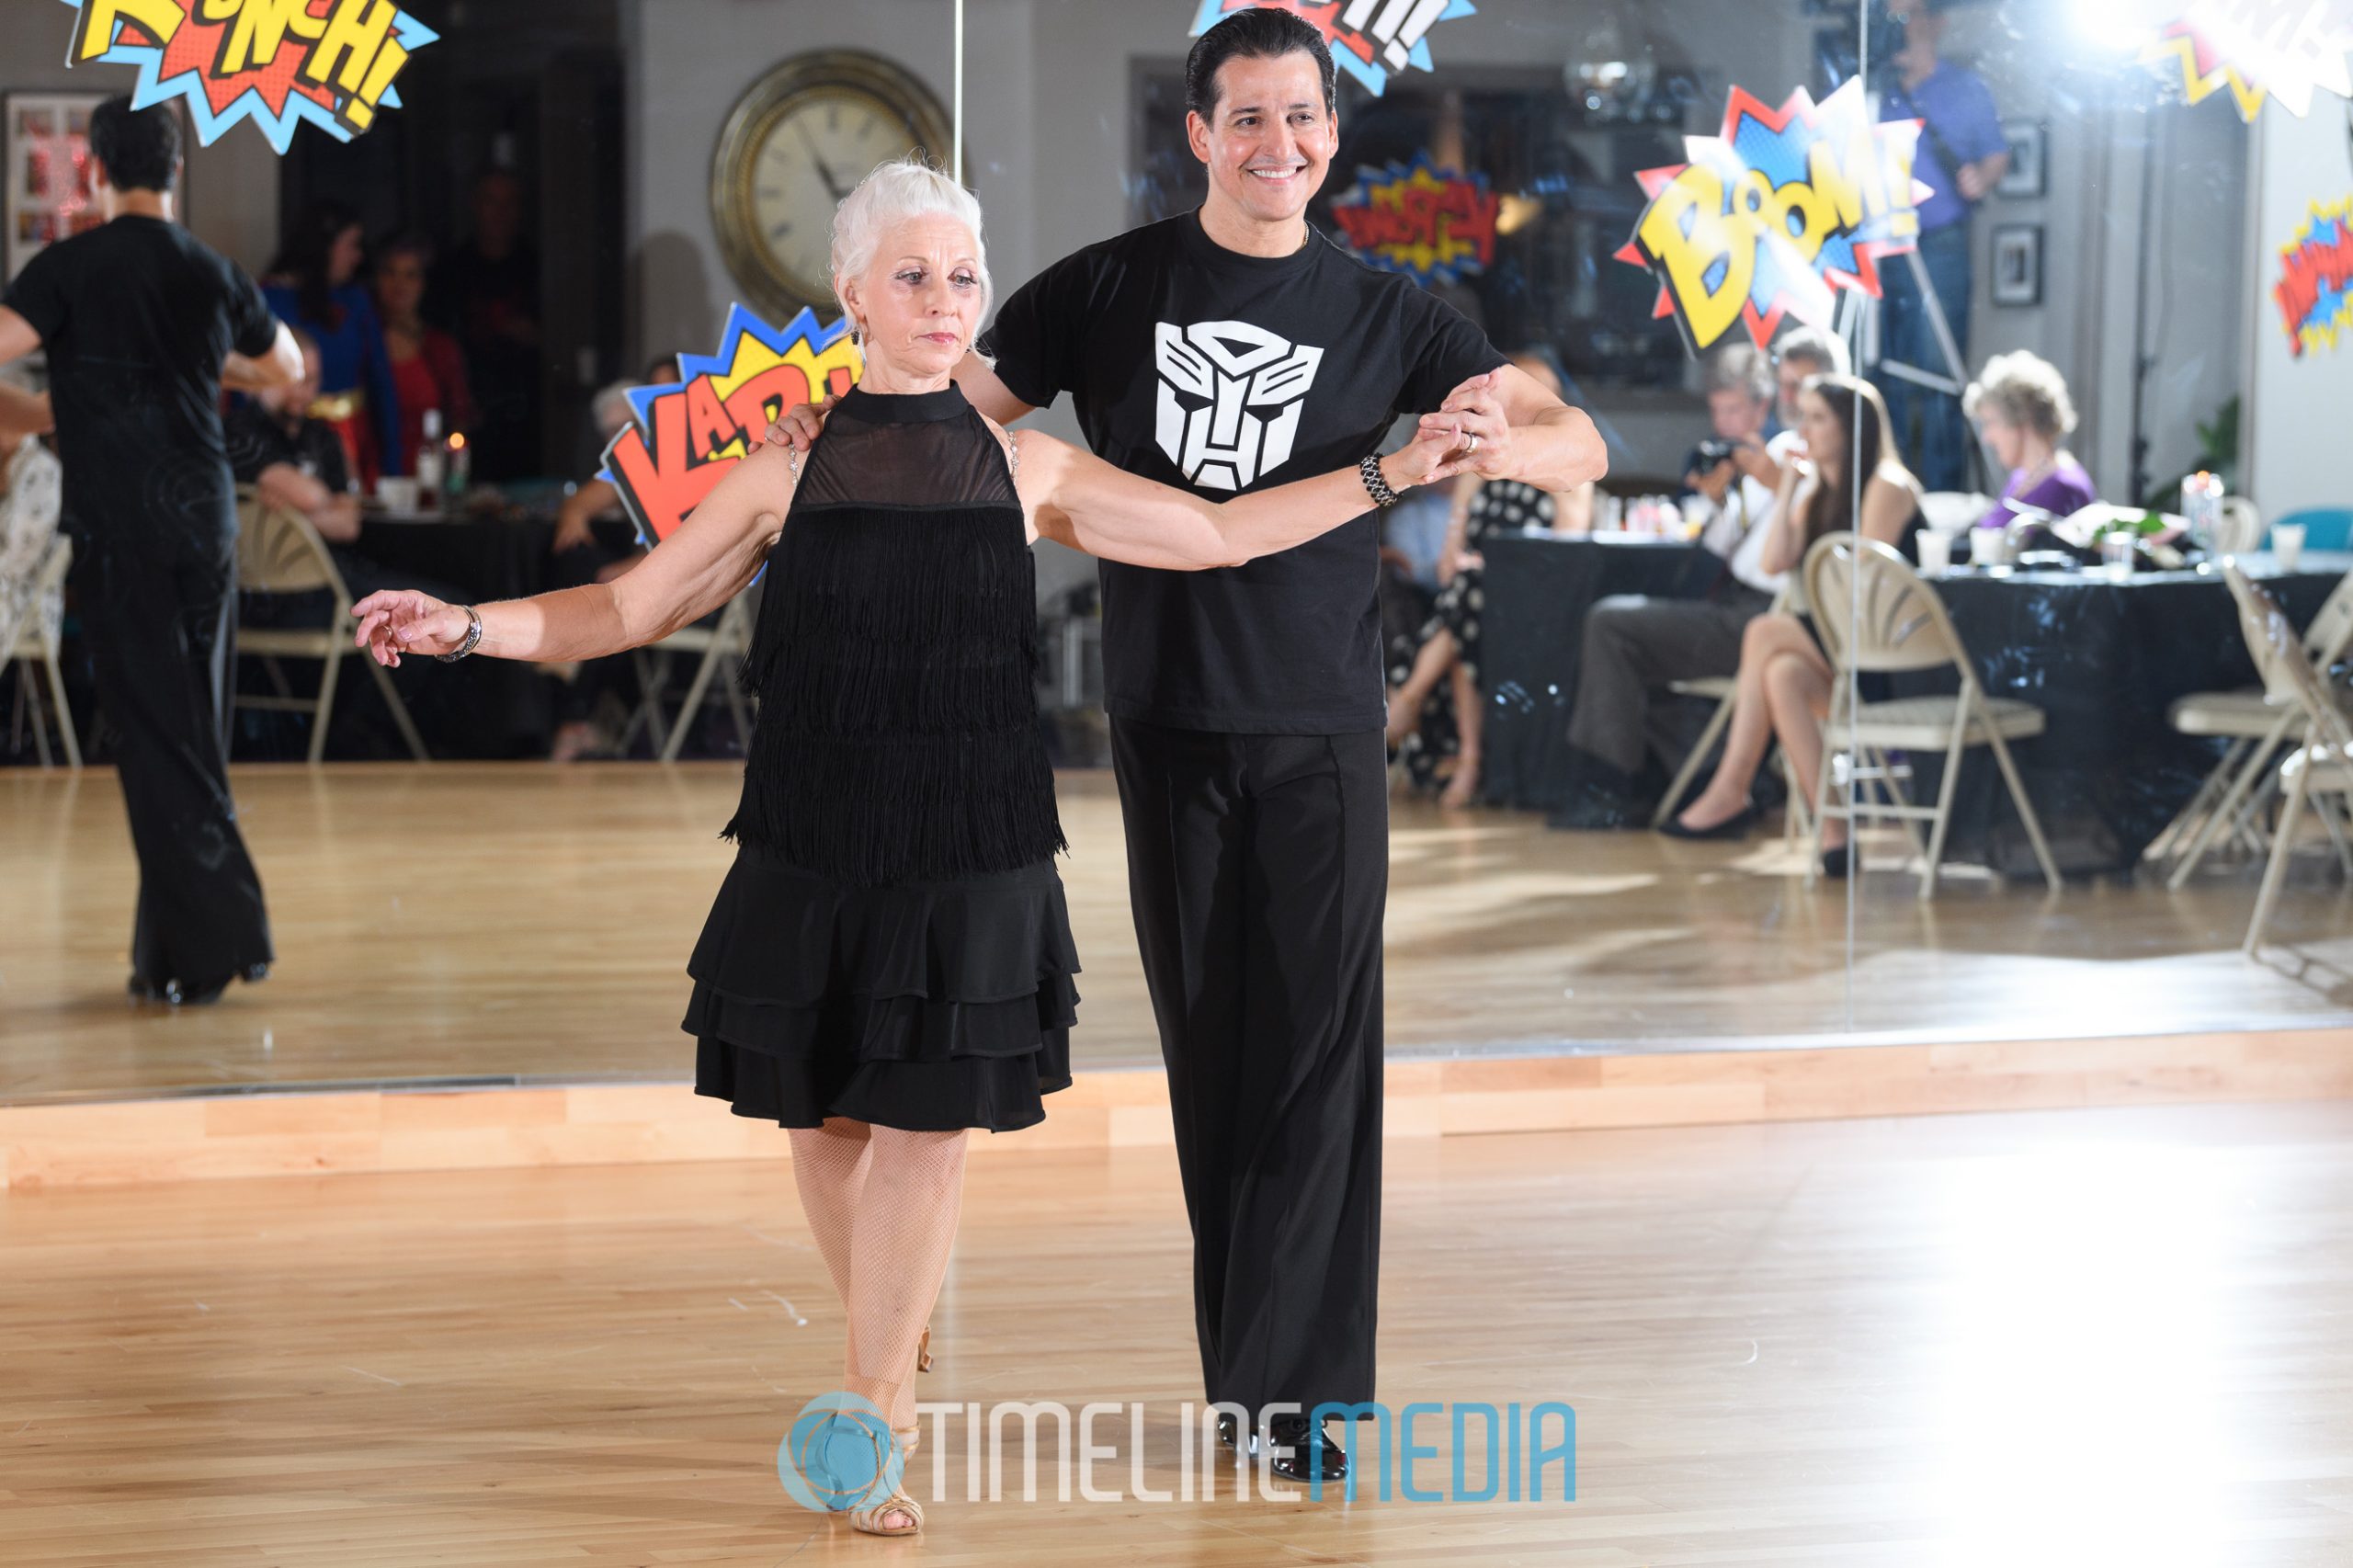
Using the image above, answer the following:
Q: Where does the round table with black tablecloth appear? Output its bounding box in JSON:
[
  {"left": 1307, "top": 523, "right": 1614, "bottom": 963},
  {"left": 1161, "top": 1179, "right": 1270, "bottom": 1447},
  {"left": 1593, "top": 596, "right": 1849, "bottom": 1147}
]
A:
[
  {"left": 1478, "top": 534, "right": 1715, "bottom": 810},
  {"left": 1887, "top": 553, "right": 2345, "bottom": 877},
  {"left": 350, "top": 512, "right": 640, "bottom": 758}
]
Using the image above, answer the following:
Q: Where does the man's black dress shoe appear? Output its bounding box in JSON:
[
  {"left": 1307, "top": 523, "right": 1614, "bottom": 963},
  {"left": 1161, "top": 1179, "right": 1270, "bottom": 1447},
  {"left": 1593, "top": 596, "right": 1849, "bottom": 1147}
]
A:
[
  {"left": 1216, "top": 1414, "right": 1348, "bottom": 1483},
  {"left": 128, "top": 961, "right": 269, "bottom": 1007}
]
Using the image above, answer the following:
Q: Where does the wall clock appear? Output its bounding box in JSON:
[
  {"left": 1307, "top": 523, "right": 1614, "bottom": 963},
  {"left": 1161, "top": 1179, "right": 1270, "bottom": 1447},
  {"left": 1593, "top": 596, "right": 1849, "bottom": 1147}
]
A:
[{"left": 710, "top": 51, "right": 957, "bottom": 321}]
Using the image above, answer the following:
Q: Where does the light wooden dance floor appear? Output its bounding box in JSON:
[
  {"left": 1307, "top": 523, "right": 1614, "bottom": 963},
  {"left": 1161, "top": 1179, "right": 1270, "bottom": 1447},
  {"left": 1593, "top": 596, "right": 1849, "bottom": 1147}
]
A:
[
  {"left": 7, "top": 762, "right": 2353, "bottom": 1107},
  {"left": 4, "top": 1099, "right": 2351, "bottom": 1563}
]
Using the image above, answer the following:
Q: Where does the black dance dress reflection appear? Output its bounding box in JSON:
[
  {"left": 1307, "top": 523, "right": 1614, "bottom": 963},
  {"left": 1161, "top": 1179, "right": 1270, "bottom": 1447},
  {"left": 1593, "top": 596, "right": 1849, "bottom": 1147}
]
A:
[{"left": 683, "top": 383, "right": 1077, "bottom": 1132}]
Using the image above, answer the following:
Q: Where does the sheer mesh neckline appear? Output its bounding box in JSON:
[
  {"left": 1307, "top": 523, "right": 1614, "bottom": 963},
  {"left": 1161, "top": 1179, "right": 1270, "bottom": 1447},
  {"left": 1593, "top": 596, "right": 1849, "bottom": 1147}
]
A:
[{"left": 835, "top": 383, "right": 969, "bottom": 425}]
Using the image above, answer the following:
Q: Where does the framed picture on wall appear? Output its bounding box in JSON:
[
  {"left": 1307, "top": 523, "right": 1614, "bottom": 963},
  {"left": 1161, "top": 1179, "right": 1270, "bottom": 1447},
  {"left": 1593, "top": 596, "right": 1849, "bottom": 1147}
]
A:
[
  {"left": 1991, "top": 223, "right": 2042, "bottom": 307},
  {"left": 1996, "top": 119, "right": 2045, "bottom": 199},
  {"left": 5, "top": 93, "right": 107, "bottom": 284}
]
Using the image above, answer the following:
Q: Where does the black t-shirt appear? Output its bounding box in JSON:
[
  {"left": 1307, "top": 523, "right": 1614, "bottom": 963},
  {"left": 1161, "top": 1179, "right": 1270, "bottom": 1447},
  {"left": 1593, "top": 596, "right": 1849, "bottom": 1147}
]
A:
[
  {"left": 223, "top": 403, "right": 352, "bottom": 494},
  {"left": 978, "top": 210, "right": 1506, "bottom": 733},
  {"left": 5, "top": 215, "right": 279, "bottom": 561}
]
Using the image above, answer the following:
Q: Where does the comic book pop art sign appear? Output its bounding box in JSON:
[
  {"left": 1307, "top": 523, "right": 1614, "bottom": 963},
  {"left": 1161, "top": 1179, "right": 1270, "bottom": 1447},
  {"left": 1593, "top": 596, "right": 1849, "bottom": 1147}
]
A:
[
  {"left": 2276, "top": 198, "right": 2353, "bottom": 358},
  {"left": 2141, "top": 0, "right": 2353, "bottom": 120},
  {"left": 59, "top": 0, "right": 437, "bottom": 153},
  {"left": 1187, "top": 0, "right": 1479, "bottom": 97},
  {"left": 1331, "top": 154, "right": 1497, "bottom": 284},
  {"left": 1614, "top": 79, "right": 1931, "bottom": 355},
  {"left": 598, "top": 305, "right": 863, "bottom": 549}
]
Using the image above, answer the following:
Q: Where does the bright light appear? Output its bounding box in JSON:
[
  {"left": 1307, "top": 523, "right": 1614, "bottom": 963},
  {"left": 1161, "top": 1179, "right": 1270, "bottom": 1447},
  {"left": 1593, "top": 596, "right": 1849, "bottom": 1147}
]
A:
[{"left": 2070, "top": 0, "right": 2168, "bottom": 53}]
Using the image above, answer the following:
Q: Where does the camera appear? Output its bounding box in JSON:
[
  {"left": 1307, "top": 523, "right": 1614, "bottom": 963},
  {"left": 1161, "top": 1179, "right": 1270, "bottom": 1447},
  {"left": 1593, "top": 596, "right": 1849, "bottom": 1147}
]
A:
[{"left": 1696, "top": 438, "right": 1738, "bottom": 467}]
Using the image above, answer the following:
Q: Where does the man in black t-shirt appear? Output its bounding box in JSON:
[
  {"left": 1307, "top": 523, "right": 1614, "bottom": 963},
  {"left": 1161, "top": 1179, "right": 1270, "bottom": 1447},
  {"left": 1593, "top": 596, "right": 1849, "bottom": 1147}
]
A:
[
  {"left": 0, "top": 96, "right": 300, "bottom": 1006},
  {"left": 767, "top": 10, "right": 1603, "bottom": 1476}
]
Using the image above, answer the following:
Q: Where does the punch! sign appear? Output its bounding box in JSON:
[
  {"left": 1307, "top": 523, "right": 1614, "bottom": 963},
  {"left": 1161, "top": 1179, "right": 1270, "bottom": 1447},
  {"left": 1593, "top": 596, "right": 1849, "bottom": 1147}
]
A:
[
  {"left": 60, "top": 0, "right": 437, "bottom": 153},
  {"left": 1613, "top": 80, "right": 1930, "bottom": 355},
  {"left": 599, "top": 305, "right": 864, "bottom": 549}
]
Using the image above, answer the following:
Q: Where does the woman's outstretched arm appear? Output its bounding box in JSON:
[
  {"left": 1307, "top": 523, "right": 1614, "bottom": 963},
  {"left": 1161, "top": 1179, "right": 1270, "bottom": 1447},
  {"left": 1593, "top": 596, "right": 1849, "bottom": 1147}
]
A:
[
  {"left": 352, "top": 441, "right": 801, "bottom": 665},
  {"left": 1006, "top": 420, "right": 1468, "bottom": 571}
]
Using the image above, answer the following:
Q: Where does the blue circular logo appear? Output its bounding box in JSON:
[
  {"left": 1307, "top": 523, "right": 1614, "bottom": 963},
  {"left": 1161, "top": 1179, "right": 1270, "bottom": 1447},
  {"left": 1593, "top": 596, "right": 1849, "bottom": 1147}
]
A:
[{"left": 778, "top": 1392, "right": 900, "bottom": 1513}]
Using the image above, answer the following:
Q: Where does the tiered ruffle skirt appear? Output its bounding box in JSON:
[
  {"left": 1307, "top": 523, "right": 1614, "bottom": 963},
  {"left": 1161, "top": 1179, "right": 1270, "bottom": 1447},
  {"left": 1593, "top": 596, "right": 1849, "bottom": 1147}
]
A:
[{"left": 685, "top": 845, "right": 1077, "bottom": 1132}]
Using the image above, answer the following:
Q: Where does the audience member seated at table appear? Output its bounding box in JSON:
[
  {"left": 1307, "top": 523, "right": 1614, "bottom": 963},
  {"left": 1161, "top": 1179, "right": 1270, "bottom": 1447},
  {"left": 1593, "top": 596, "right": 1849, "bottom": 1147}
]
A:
[
  {"left": 1963, "top": 350, "right": 2096, "bottom": 531},
  {"left": 373, "top": 233, "right": 475, "bottom": 483},
  {"left": 1677, "top": 343, "right": 1780, "bottom": 510},
  {"left": 1547, "top": 327, "right": 1848, "bottom": 829},
  {"left": 1660, "top": 374, "right": 1927, "bottom": 876},
  {"left": 226, "top": 330, "right": 462, "bottom": 618},
  {"left": 0, "top": 369, "right": 62, "bottom": 654},
  {"left": 262, "top": 201, "right": 404, "bottom": 486},
  {"left": 1385, "top": 349, "right": 1594, "bottom": 806}
]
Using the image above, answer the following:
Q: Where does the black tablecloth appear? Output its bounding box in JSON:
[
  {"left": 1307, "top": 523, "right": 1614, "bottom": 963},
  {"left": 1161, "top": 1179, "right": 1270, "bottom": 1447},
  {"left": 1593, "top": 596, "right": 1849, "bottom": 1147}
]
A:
[
  {"left": 1891, "top": 554, "right": 2343, "bottom": 876},
  {"left": 1481, "top": 534, "right": 1713, "bottom": 810},
  {"left": 1479, "top": 536, "right": 2347, "bottom": 875},
  {"left": 345, "top": 513, "right": 589, "bottom": 758}
]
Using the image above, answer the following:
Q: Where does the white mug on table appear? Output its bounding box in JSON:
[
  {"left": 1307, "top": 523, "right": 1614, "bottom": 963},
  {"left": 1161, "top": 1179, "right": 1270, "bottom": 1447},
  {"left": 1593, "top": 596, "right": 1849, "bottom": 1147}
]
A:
[
  {"left": 1915, "top": 530, "right": 1953, "bottom": 574},
  {"left": 2272, "top": 522, "right": 2306, "bottom": 574}
]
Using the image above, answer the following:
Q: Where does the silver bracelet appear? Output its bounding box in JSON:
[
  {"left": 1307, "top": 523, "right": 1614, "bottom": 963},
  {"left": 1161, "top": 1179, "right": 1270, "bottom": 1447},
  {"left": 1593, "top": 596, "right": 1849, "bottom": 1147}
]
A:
[
  {"left": 1358, "top": 453, "right": 1401, "bottom": 509},
  {"left": 436, "top": 604, "right": 483, "bottom": 662}
]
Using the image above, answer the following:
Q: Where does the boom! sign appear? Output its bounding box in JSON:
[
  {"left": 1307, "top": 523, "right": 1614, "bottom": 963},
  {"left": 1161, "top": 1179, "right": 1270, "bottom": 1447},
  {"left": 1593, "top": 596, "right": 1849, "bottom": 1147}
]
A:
[
  {"left": 60, "top": 0, "right": 436, "bottom": 153},
  {"left": 1331, "top": 154, "right": 1498, "bottom": 285},
  {"left": 2276, "top": 197, "right": 2353, "bottom": 358},
  {"left": 1613, "top": 79, "right": 1930, "bottom": 355},
  {"left": 599, "top": 304, "right": 863, "bottom": 549}
]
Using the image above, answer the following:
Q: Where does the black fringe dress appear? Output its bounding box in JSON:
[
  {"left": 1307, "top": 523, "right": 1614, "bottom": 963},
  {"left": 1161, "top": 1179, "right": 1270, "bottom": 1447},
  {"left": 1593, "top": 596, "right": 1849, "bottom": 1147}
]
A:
[{"left": 683, "top": 382, "right": 1077, "bottom": 1133}]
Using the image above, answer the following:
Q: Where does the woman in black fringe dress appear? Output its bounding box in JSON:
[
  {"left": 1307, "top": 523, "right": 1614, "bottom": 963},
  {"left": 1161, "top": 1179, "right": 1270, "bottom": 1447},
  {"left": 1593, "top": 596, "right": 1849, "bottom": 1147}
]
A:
[{"left": 348, "top": 158, "right": 1470, "bottom": 1539}]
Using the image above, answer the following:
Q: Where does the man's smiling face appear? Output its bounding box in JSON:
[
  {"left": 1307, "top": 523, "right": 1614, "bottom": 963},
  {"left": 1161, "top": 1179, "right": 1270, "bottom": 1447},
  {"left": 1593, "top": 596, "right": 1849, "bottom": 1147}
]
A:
[{"left": 1188, "top": 51, "right": 1337, "bottom": 229}]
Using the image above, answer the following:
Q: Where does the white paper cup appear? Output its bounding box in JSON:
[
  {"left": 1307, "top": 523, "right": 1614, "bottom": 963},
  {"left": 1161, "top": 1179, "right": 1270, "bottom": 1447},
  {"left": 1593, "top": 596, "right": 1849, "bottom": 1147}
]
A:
[
  {"left": 375, "top": 476, "right": 419, "bottom": 513},
  {"left": 1968, "top": 527, "right": 2008, "bottom": 566},
  {"left": 2273, "top": 523, "right": 2306, "bottom": 574},
  {"left": 1916, "top": 531, "right": 1952, "bottom": 574}
]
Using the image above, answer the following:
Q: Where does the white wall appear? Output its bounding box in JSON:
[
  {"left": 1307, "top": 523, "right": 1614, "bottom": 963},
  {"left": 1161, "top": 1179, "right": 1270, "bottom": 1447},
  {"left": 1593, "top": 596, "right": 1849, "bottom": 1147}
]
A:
[
  {"left": 1944, "top": 5, "right": 2245, "bottom": 506},
  {"left": 2244, "top": 94, "right": 2353, "bottom": 524},
  {"left": 0, "top": 0, "right": 282, "bottom": 276}
]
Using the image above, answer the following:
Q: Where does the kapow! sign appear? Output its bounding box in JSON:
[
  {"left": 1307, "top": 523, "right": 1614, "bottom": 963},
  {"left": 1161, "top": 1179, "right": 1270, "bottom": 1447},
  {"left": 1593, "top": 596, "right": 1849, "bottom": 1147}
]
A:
[
  {"left": 1187, "top": 0, "right": 1478, "bottom": 98},
  {"left": 2275, "top": 197, "right": 2353, "bottom": 358},
  {"left": 60, "top": 0, "right": 437, "bottom": 153},
  {"left": 2142, "top": 0, "right": 2353, "bottom": 121},
  {"left": 1331, "top": 153, "right": 1497, "bottom": 284},
  {"left": 1614, "top": 80, "right": 1930, "bottom": 355},
  {"left": 599, "top": 304, "right": 863, "bottom": 548}
]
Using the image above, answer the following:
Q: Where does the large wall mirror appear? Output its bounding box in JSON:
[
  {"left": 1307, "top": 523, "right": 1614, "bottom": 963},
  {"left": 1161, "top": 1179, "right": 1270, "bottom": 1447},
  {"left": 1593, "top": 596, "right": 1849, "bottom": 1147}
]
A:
[{"left": 5, "top": 0, "right": 2348, "bottom": 1107}]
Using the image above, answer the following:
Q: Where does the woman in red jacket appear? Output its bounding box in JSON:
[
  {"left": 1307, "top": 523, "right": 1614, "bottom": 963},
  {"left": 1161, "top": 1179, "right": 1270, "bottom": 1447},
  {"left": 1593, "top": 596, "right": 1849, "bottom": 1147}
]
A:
[{"left": 373, "top": 233, "right": 474, "bottom": 485}]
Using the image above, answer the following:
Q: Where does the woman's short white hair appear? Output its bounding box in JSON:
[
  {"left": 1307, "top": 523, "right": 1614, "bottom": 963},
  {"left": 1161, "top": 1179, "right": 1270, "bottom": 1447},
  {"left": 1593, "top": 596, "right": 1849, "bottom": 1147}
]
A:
[
  {"left": 829, "top": 154, "right": 991, "bottom": 326},
  {"left": 1963, "top": 350, "right": 2078, "bottom": 441}
]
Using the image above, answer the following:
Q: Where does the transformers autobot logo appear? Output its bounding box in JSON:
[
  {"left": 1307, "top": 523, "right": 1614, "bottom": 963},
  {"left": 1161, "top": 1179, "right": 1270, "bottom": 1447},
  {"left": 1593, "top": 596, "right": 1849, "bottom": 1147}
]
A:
[{"left": 1153, "top": 320, "right": 1324, "bottom": 491}]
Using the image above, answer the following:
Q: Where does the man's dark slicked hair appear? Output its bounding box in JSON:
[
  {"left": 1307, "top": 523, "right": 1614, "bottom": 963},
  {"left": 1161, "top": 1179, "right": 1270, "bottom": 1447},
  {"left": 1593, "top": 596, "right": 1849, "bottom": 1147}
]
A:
[
  {"left": 1184, "top": 6, "right": 1337, "bottom": 122},
  {"left": 89, "top": 95, "right": 180, "bottom": 194}
]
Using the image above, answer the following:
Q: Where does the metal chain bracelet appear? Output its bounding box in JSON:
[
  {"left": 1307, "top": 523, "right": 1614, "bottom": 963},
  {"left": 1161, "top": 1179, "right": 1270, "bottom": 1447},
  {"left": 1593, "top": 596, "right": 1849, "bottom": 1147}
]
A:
[
  {"left": 435, "top": 604, "right": 484, "bottom": 663},
  {"left": 1358, "top": 452, "right": 1401, "bottom": 509}
]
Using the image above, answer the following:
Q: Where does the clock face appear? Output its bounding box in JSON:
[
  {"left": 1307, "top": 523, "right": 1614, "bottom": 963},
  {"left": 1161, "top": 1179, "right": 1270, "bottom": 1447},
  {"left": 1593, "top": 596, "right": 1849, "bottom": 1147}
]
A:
[{"left": 746, "top": 87, "right": 923, "bottom": 303}]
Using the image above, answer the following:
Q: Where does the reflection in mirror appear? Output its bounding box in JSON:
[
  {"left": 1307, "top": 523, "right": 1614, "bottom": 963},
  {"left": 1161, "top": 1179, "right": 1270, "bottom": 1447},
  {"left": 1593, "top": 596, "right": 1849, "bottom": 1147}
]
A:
[{"left": 10, "top": 0, "right": 2353, "bottom": 1117}]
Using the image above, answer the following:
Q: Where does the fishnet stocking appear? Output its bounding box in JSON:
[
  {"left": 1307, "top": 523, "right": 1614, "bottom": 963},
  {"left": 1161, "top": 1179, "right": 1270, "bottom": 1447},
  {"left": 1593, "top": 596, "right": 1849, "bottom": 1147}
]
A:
[
  {"left": 789, "top": 1118, "right": 970, "bottom": 1435},
  {"left": 787, "top": 1118, "right": 871, "bottom": 1308}
]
